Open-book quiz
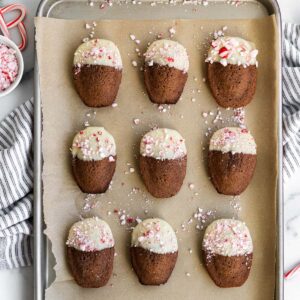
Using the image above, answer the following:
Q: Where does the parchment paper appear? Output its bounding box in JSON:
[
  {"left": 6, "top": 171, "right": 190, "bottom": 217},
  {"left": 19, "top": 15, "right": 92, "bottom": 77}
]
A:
[{"left": 35, "top": 15, "right": 279, "bottom": 300}]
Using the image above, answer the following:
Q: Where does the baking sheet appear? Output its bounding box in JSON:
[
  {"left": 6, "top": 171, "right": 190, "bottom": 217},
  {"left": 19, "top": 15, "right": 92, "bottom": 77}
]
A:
[{"left": 35, "top": 15, "right": 278, "bottom": 300}]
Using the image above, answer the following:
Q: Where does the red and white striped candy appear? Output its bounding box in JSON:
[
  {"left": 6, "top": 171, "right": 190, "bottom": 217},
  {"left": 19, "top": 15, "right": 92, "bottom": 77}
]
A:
[
  {"left": 0, "top": 4, "right": 27, "bottom": 51},
  {"left": 219, "top": 46, "right": 229, "bottom": 59},
  {"left": 285, "top": 263, "right": 300, "bottom": 280}
]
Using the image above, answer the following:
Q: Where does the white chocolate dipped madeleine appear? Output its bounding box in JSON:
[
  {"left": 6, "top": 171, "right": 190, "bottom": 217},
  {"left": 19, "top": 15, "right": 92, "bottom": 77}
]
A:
[
  {"left": 66, "top": 217, "right": 115, "bottom": 288},
  {"left": 139, "top": 128, "right": 187, "bottom": 198},
  {"left": 208, "top": 127, "right": 257, "bottom": 195},
  {"left": 73, "top": 39, "right": 123, "bottom": 107},
  {"left": 71, "top": 127, "right": 117, "bottom": 194},
  {"left": 206, "top": 36, "right": 258, "bottom": 108},
  {"left": 144, "top": 39, "right": 189, "bottom": 104},
  {"left": 202, "top": 218, "right": 253, "bottom": 287}
]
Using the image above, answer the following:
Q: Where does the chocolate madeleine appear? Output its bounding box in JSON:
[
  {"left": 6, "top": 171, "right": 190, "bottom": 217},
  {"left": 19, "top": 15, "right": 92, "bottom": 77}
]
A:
[
  {"left": 73, "top": 39, "right": 122, "bottom": 107},
  {"left": 206, "top": 36, "right": 258, "bottom": 108},
  {"left": 144, "top": 39, "right": 189, "bottom": 104},
  {"left": 71, "top": 127, "right": 116, "bottom": 194},
  {"left": 202, "top": 219, "right": 253, "bottom": 288},
  {"left": 208, "top": 127, "right": 257, "bottom": 196},
  {"left": 131, "top": 218, "right": 178, "bottom": 285},
  {"left": 66, "top": 217, "right": 115, "bottom": 288},
  {"left": 139, "top": 128, "right": 187, "bottom": 198}
]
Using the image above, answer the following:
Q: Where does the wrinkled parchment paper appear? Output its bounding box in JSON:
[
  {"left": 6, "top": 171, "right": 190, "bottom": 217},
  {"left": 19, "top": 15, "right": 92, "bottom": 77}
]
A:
[{"left": 35, "top": 15, "right": 278, "bottom": 300}]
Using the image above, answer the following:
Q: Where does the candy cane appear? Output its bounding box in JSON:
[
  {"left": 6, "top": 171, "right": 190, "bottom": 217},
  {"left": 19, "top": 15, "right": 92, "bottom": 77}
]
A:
[
  {"left": 0, "top": 4, "right": 27, "bottom": 51},
  {"left": 284, "top": 263, "right": 300, "bottom": 280}
]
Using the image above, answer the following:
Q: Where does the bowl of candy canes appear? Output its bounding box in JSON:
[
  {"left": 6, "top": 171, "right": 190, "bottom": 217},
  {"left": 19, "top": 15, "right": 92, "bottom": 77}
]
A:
[{"left": 0, "top": 35, "right": 24, "bottom": 97}]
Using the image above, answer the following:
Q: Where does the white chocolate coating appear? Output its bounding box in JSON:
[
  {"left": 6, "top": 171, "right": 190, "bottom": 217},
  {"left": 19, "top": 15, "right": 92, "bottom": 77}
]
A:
[
  {"left": 72, "top": 127, "right": 116, "bottom": 161},
  {"left": 74, "top": 39, "right": 122, "bottom": 70},
  {"left": 144, "top": 39, "right": 189, "bottom": 73},
  {"left": 131, "top": 218, "right": 178, "bottom": 254},
  {"left": 205, "top": 36, "right": 258, "bottom": 67},
  {"left": 140, "top": 128, "right": 187, "bottom": 160},
  {"left": 202, "top": 219, "right": 253, "bottom": 257},
  {"left": 66, "top": 217, "right": 114, "bottom": 252},
  {"left": 209, "top": 127, "right": 256, "bottom": 155}
]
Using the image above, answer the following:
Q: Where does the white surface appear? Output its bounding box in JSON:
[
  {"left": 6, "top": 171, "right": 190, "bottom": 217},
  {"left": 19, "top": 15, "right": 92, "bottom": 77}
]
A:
[{"left": 0, "top": 0, "right": 299, "bottom": 299}]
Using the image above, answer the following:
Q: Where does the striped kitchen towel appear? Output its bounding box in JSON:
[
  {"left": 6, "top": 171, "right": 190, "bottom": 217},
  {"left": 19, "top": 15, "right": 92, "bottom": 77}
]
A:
[
  {"left": 283, "top": 23, "right": 300, "bottom": 177},
  {"left": 0, "top": 98, "right": 33, "bottom": 269}
]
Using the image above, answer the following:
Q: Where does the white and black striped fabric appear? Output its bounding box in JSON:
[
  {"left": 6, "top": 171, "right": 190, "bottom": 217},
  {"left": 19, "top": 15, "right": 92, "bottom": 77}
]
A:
[
  {"left": 283, "top": 23, "right": 300, "bottom": 177},
  {"left": 0, "top": 99, "right": 33, "bottom": 269}
]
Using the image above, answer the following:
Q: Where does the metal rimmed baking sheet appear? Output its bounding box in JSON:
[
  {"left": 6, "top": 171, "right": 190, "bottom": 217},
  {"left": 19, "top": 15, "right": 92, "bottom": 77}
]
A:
[{"left": 34, "top": 1, "right": 283, "bottom": 299}]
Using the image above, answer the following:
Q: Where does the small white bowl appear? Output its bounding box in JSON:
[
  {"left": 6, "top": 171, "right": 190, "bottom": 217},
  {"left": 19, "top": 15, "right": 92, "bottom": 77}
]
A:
[{"left": 0, "top": 35, "right": 24, "bottom": 98}]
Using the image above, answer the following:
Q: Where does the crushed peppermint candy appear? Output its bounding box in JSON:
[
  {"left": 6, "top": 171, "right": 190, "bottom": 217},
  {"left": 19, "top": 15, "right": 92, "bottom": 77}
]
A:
[
  {"left": 74, "top": 39, "right": 122, "bottom": 70},
  {"left": 169, "top": 27, "right": 176, "bottom": 37},
  {"left": 66, "top": 217, "right": 114, "bottom": 252},
  {"left": 209, "top": 127, "right": 256, "bottom": 155},
  {"left": 227, "top": 0, "right": 242, "bottom": 7},
  {"left": 131, "top": 218, "right": 178, "bottom": 254},
  {"left": 109, "top": 156, "right": 115, "bottom": 162},
  {"left": 132, "top": 60, "right": 138, "bottom": 67},
  {"left": 144, "top": 39, "right": 189, "bottom": 73},
  {"left": 114, "top": 208, "right": 141, "bottom": 227},
  {"left": 140, "top": 128, "right": 187, "bottom": 160},
  {"left": 188, "top": 183, "right": 195, "bottom": 190},
  {"left": 72, "top": 127, "right": 116, "bottom": 161},
  {"left": 81, "top": 193, "right": 99, "bottom": 213},
  {"left": 202, "top": 219, "right": 253, "bottom": 257},
  {"left": 232, "top": 107, "right": 246, "bottom": 127},
  {"left": 230, "top": 196, "right": 242, "bottom": 213},
  {"left": 0, "top": 44, "right": 19, "bottom": 92},
  {"left": 212, "top": 110, "right": 222, "bottom": 124},
  {"left": 205, "top": 36, "right": 258, "bottom": 67},
  {"left": 133, "top": 118, "right": 140, "bottom": 125},
  {"left": 129, "top": 34, "right": 136, "bottom": 41},
  {"left": 193, "top": 207, "right": 216, "bottom": 230},
  {"left": 157, "top": 104, "right": 171, "bottom": 113}
]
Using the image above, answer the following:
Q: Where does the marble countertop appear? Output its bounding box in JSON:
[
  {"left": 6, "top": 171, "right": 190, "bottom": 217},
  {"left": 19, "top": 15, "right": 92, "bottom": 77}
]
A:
[{"left": 0, "top": 0, "right": 299, "bottom": 299}]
